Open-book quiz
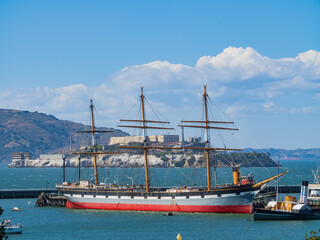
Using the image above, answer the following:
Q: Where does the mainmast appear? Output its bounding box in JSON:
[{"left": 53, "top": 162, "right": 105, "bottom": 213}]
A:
[
  {"left": 203, "top": 85, "right": 211, "bottom": 190},
  {"left": 117, "top": 87, "right": 174, "bottom": 192},
  {"left": 179, "top": 85, "right": 240, "bottom": 191}
]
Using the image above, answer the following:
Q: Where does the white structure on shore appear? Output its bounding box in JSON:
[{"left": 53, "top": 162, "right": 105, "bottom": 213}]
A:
[{"left": 108, "top": 135, "right": 179, "bottom": 145}]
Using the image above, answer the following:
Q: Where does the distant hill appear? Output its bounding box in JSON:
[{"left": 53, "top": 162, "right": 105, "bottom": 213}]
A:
[
  {"left": 0, "top": 109, "right": 128, "bottom": 162},
  {"left": 244, "top": 148, "right": 320, "bottom": 160}
]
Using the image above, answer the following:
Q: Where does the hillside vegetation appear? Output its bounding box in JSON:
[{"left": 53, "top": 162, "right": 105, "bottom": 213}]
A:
[{"left": 0, "top": 109, "right": 127, "bottom": 162}]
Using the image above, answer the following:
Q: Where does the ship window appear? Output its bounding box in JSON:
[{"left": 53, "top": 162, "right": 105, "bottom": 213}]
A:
[
  {"left": 236, "top": 192, "right": 240, "bottom": 195},
  {"left": 81, "top": 194, "right": 84, "bottom": 197},
  {"left": 93, "top": 195, "right": 96, "bottom": 198},
  {"left": 105, "top": 195, "right": 107, "bottom": 198},
  {"left": 70, "top": 193, "right": 73, "bottom": 197},
  {"left": 201, "top": 195, "right": 204, "bottom": 198},
  {"left": 218, "top": 194, "right": 221, "bottom": 197}
]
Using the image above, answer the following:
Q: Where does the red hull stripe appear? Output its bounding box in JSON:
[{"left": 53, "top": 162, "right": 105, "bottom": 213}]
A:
[{"left": 66, "top": 200, "right": 252, "bottom": 213}]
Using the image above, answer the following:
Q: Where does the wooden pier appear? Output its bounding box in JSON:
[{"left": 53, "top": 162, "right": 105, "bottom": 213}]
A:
[
  {"left": 35, "top": 192, "right": 67, "bottom": 207},
  {"left": 0, "top": 189, "right": 58, "bottom": 199}
]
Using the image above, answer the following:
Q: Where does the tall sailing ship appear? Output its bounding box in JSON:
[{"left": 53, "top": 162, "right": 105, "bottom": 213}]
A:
[{"left": 57, "top": 86, "right": 287, "bottom": 213}]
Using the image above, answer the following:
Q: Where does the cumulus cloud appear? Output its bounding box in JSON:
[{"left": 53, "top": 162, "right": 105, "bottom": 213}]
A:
[{"left": 0, "top": 47, "right": 319, "bottom": 125}]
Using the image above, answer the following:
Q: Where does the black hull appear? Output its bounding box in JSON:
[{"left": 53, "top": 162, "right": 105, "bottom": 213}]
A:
[{"left": 254, "top": 209, "right": 320, "bottom": 220}]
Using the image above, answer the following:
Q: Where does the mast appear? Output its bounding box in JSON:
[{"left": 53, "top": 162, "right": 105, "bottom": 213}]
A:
[
  {"left": 140, "top": 87, "right": 150, "bottom": 192},
  {"left": 117, "top": 87, "right": 174, "bottom": 192},
  {"left": 178, "top": 85, "right": 240, "bottom": 191},
  {"left": 78, "top": 156, "right": 81, "bottom": 184},
  {"left": 90, "top": 100, "right": 99, "bottom": 185},
  {"left": 203, "top": 85, "right": 211, "bottom": 191},
  {"left": 276, "top": 158, "right": 280, "bottom": 208},
  {"left": 75, "top": 99, "right": 118, "bottom": 185}
]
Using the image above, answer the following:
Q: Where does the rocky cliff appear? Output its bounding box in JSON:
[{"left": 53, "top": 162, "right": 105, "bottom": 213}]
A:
[{"left": 8, "top": 151, "right": 277, "bottom": 168}]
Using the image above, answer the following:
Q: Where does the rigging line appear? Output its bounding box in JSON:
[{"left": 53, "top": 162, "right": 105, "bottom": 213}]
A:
[
  {"left": 180, "top": 95, "right": 203, "bottom": 122},
  {"left": 208, "top": 139, "right": 237, "bottom": 167},
  {"left": 118, "top": 98, "right": 141, "bottom": 124},
  {"left": 84, "top": 108, "right": 92, "bottom": 130},
  {"left": 218, "top": 149, "right": 236, "bottom": 167},
  {"left": 190, "top": 167, "right": 196, "bottom": 186},
  {"left": 208, "top": 96, "right": 234, "bottom": 123},
  {"left": 238, "top": 150, "right": 262, "bottom": 180},
  {"left": 182, "top": 167, "right": 188, "bottom": 186},
  {"left": 94, "top": 107, "right": 116, "bottom": 131},
  {"left": 145, "top": 97, "right": 171, "bottom": 123},
  {"left": 173, "top": 165, "right": 197, "bottom": 186},
  {"left": 267, "top": 174, "right": 287, "bottom": 188},
  {"left": 152, "top": 167, "right": 160, "bottom": 187},
  {"left": 188, "top": 163, "right": 196, "bottom": 186},
  {"left": 214, "top": 99, "right": 279, "bottom": 174},
  {"left": 120, "top": 161, "right": 129, "bottom": 186},
  {"left": 215, "top": 151, "right": 236, "bottom": 169},
  {"left": 144, "top": 98, "right": 172, "bottom": 135},
  {"left": 163, "top": 166, "right": 170, "bottom": 186},
  {"left": 200, "top": 97, "right": 205, "bottom": 141},
  {"left": 233, "top": 133, "right": 272, "bottom": 175},
  {"left": 196, "top": 167, "right": 202, "bottom": 186},
  {"left": 233, "top": 150, "right": 259, "bottom": 180},
  {"left": 206, "top": 96, "right": 277, "bottom": 176},
  {"left": 208, "top": 102, "right": 228, "bottom": 149},
  {"left": 216, "top": 134, "right": 255, "bottom": 172}
]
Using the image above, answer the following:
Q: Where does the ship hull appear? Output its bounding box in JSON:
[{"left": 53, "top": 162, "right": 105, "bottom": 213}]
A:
[
  {"left": 60, "top": 187, "right": 259, "bottom": 214},
  {"left": 66, "top": 199, "right": 252, "bottom": 213},
  {"left": 254, "top": 209, "right": 320, "bottom": 220}
]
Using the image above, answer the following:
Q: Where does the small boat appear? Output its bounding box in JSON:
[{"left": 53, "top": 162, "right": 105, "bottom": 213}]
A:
[
  {"left": 254, "top": 204, "right": 320, "bottom": 220},
  {"left": 3, "top": 220, "right": 23, "bottom": 234},
  {"left": 308, "top": 168, "right": 320, "bottom": 199},
  {"left": 254, "top": 181, "right": 320, "bottom": 220}
]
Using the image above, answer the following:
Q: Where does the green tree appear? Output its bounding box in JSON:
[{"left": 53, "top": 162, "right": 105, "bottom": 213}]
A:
[
  {"left": 175, "top": 158, "right": 186, "bottom": 167},
  {"left": 305, "top": 230, "right": 320, "bottom": 240},
  {"left": 187, "top": 156, "right": 196, "bottom": 166}
]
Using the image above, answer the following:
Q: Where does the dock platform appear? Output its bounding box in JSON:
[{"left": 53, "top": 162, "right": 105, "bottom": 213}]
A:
[{"left": 0, "top": 189, "right": 58, "bottom": 199}]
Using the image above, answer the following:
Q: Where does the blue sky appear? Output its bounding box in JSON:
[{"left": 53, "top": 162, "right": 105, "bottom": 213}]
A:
[{"left": 0, "top": 0, "right": 320, "bottom": 149}]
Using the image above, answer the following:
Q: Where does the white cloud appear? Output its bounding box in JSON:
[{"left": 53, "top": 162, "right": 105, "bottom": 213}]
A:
[
  {"left": 262, "top": 101, "right": 275, "bottom": 109},
  {"left": 0, "top": 47, "right": 319, "bottom": 125},
  {"left": 225, "top": 104, "right": 260, "bottom": 117},
  {"left": 290, "top": 107, "right": 317, "bottom": 114}
]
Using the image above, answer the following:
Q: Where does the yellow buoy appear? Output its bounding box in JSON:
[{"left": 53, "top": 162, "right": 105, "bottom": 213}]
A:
[{"left": 177, "top": 233, "right": 182, "bottom": 240}]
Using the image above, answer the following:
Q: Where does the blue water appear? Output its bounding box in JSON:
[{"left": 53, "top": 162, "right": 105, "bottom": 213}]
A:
[{"left": 1, "top": 159, "right": 320, "bottom": 239}]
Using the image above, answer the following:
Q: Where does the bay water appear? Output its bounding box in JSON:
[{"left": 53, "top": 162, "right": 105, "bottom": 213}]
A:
[{"left": 1, "top": 159, "right": 320, "bottom": 239}]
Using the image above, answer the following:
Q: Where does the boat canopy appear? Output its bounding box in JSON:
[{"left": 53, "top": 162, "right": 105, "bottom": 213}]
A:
[{"left": 292, "top": 204, "right": 312, "bottom": 213}]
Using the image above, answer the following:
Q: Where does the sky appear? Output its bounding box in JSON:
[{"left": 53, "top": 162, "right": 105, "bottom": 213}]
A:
[{"left": 0, "top": 0, "right": 319, "bottom": 149}]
